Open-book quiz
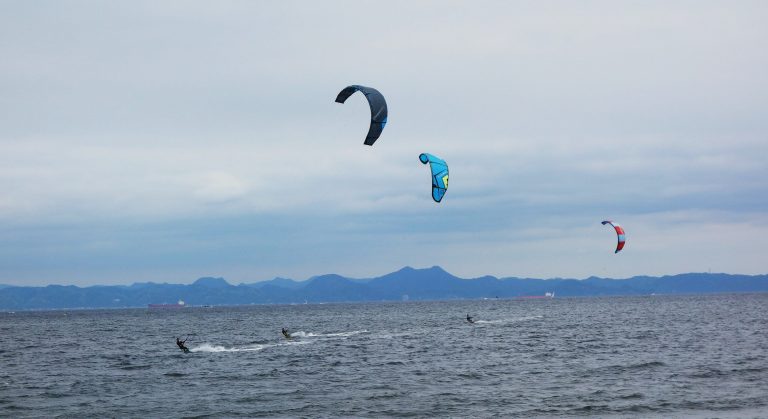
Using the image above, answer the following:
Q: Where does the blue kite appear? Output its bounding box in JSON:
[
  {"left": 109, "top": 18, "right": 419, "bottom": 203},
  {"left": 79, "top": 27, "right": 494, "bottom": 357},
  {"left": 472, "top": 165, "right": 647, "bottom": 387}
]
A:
[{"left": 419, "top": 153, "right": 449, "bottom": 202}]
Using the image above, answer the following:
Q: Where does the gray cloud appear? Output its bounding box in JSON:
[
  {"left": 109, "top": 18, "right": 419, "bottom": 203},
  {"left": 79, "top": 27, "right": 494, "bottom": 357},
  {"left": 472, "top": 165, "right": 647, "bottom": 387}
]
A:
[{"left": 1, "top": 1, "right": 767, "bottom": 285}]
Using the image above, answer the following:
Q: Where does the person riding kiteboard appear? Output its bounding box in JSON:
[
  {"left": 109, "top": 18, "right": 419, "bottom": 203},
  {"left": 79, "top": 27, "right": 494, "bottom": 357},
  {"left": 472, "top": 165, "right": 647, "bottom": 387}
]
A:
[
  {"left": 466, "top": 313, "right": 475, "bottom": 324},
  {"left": 176, "top": 337, "right": 189, "bottom": 353},
  {"left": 281, "top": 328, "right": 292, "bottom": 339}
]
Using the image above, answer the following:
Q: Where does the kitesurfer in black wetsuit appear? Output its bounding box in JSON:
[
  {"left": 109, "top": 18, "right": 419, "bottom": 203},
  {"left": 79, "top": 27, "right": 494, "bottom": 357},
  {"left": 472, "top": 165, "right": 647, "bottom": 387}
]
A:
[
  {"left": 176, "top": 337, "right": 189, "bottom": 352},
  {"left": 281, "top": 328, "right": 291, "bottom": 339},
  {"left": 466, "top": 314, "right": 475, "bottom": 324}
]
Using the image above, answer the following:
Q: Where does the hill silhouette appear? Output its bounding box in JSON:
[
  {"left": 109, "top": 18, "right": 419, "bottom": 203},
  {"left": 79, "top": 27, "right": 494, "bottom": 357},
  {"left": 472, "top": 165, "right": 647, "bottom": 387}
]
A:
[{"left": 1, "top": 267, "right": 767, "bottom": 310}]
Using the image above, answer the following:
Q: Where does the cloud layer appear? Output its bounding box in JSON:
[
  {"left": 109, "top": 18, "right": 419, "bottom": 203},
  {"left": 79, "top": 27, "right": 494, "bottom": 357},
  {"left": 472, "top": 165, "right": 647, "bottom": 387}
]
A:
[{"left": 1, "top": 1, "right": 767, "bottom": 285}]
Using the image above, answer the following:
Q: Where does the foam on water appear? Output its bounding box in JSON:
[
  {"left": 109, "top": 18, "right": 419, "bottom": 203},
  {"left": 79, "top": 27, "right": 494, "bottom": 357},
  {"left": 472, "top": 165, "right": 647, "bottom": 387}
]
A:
[
  {"left": 191, "top": 340, "right": 311, "bottom": 353},
  {"left": 190, "top": 343, "right": 267, "bottom": 353},
  {"left": 474, "top": 315, "right": 543, "bottom": 324},
  {"left": 290, "top": 329, "right": 368, "bottom": 338}
]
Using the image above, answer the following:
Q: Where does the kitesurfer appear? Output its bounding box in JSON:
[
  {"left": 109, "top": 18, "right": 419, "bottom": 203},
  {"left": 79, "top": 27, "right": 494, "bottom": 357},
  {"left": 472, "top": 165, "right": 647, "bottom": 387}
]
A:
[
  {"left": 176, "top": 337, "right": 189, "bottom": 352},
  {"left": 281, "top": 328, "right": 291, "bottom": 339},
  {"left": 466, "top": 314, "right": 475, "bottom": 324}
]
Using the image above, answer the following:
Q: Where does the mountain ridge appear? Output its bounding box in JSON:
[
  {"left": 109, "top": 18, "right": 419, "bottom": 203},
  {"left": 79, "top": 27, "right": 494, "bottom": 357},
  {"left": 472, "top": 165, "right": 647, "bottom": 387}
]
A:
[{"left": 1, "top": 267, "right": 767, "bottom": 310}]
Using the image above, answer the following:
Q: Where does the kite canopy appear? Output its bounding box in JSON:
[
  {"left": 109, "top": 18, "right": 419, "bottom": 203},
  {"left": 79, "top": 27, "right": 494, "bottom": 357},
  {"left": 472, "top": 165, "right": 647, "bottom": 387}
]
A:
[
  {"left": 601, "top": 220, "right": 626, "bottom": 253},
  {"left": 419, "top": 153, "right": 449, "bottom": 202},
  {"left": 335, "top": 85, "right": 388, "bottom": 146}
]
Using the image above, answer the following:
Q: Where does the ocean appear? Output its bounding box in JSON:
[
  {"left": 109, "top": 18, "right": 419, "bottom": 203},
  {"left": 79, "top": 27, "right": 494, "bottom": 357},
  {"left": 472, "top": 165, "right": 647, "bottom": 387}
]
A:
[{"left": 1, "top": 294, "right": 767, "bottom": 418}]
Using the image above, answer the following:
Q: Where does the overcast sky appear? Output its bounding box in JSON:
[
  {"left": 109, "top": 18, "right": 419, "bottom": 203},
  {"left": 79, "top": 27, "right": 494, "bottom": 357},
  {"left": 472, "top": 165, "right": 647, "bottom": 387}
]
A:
[{"left": 1, "top": 1, "right": 767, "bottom": 286}]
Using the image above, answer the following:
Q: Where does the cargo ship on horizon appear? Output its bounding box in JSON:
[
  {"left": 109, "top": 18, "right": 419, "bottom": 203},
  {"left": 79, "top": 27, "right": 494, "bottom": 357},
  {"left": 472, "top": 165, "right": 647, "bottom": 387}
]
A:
[
  {"left": 518, "top": 292, "right": 555, "bottom": 299},
  {"left": 148, "top": 299, "right": 186, "bottom": 309}
]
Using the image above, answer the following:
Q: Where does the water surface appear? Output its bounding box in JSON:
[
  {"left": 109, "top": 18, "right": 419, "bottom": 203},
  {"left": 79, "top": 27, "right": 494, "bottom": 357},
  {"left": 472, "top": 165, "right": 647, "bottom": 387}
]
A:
[{"left": 1, "top": 294, "right": 767, "bottom": 417}]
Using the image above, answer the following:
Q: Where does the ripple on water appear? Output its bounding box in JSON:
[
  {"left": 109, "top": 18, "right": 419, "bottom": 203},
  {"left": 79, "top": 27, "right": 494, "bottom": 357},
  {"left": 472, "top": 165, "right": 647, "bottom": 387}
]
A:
[{"left": 1, "top": 295, "right": 767, "bottom": 417}]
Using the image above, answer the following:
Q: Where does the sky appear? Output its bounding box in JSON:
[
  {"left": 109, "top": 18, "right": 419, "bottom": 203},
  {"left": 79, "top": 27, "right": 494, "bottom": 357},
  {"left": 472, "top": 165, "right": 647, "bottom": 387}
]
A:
[{"left": 1, "top": 1, "right": 767, "bottom": 286}]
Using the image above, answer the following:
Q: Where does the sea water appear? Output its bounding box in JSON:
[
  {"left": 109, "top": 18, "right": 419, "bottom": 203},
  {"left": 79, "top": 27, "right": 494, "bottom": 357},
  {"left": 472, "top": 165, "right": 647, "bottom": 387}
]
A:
[{"left": 1, "top": 294, "right": 767, "bottom": 417}]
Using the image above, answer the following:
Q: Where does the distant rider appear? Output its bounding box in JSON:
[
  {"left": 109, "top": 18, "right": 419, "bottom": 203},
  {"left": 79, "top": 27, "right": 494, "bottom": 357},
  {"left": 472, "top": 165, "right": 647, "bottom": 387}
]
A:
[
  {"left": 466, "top": 314, "right": 475, "bottom": 324},
  {"left": 281, "top": 328, "right": 291, "bottom": 339},
  {"left": 176, "top": 337, "right": 189, "bottom": 352}
]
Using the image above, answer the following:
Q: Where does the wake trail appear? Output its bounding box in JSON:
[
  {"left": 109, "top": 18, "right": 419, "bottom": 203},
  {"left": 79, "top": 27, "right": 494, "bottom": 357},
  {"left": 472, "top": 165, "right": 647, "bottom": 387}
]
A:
[
  {"left": 189, "top": 343, "right": 266, "bottom": 353},
  {"left": 289, "top": 330, "right": 368, "bottom": 339},
  {"left": 190, "top": 340, "right": 309, "bottom": 353},
  {"left": 474, "top": 315, "right": 544, "bottom": 325}
]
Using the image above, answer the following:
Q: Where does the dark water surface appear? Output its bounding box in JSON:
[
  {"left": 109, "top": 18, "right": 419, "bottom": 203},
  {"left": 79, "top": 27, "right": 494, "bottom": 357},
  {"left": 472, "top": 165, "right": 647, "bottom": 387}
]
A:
[{"left": 1, "top": 294, "right": 767, "bottom": 418}]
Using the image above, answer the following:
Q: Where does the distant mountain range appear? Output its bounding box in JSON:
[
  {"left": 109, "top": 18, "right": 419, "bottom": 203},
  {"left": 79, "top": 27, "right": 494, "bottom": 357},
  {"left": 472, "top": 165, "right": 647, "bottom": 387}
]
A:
[{"left": 1, "top": 266, "right": 767, "bottom": 310}]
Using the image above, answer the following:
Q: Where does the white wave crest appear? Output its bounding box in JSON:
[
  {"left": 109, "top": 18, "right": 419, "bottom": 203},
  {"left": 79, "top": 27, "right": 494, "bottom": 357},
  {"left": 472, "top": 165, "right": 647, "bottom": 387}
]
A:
[
  {"left": 190, "top": 343, "right": 266, "bottom": 353},
  {"left": 474, "top": 315, "right": 543, "bottom": 325},
  {"left": 289, "top": 330, "right": 368, "bottom": 338}
]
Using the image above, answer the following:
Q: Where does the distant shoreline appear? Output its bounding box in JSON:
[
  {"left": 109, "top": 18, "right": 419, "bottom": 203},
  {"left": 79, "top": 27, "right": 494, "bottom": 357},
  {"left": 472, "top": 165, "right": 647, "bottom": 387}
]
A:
[
  {"left": 3, "top": 290, "right": 767, "bottom": 313},
  {"left": 3, "top": 267, "right": 768, "bottom": 311}
]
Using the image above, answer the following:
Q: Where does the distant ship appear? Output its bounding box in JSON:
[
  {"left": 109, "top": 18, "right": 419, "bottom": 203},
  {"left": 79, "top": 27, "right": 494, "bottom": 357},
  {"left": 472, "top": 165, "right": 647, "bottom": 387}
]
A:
[
  {"left": 148, "top": 299, "right": 186, "bottom": 309},
  {"left": 519, "top": 292, "right": 555, "bottom": 299}
]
